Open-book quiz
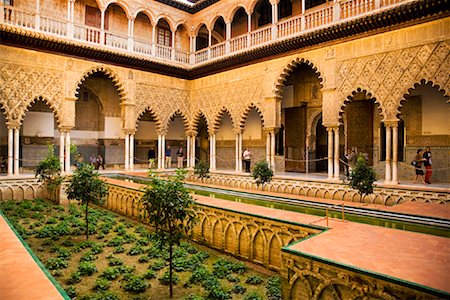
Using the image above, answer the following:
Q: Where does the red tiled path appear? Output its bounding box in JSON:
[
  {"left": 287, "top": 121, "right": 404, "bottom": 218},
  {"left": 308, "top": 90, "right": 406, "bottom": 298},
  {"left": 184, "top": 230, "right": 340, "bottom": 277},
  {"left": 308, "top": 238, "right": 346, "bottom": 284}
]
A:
[
  {"left": 194, "top": 196, "right": 450, "bottom": 294},
  {"left": 0, "top": 214, "right": 64, "bottom": 300}
]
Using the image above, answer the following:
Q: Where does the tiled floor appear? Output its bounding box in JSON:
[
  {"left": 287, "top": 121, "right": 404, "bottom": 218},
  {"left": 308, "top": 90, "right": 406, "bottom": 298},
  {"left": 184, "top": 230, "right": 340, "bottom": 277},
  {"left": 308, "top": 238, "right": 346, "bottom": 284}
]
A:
[{"left": 0, "top": 215, "right": 64, "bottom": 300}]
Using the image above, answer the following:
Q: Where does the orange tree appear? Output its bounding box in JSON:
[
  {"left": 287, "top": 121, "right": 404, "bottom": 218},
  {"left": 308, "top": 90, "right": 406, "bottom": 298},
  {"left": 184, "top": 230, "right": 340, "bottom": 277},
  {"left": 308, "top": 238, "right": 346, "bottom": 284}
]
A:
[{"left": 141, "top": 170, "right": 197, "bottom": 298}]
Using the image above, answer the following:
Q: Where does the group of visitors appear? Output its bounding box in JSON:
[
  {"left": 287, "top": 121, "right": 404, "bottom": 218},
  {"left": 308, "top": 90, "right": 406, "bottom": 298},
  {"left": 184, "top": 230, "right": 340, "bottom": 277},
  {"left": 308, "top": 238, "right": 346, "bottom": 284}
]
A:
[
  {"left": 89, "top": 154, "right": 105, "bottom": 170},
  {"left": 412, "top": 147, "right": 432, "bottom": 184},
  {"left": 148, "top": 145, "right": 184, "bottom": 169}
]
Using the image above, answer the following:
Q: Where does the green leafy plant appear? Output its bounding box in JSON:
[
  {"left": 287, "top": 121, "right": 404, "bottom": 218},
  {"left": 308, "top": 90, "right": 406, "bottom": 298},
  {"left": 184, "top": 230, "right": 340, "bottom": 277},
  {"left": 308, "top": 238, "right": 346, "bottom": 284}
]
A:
[
  {"left": 122, "top": 275, "right": 148, "bottom": 294},
  {"left": 244, "top": 291, "right": 263, "bottom": 300},
  {"left": 266, "top": 276, "right": 282, "bottom": 300},
  {"left": 158, "top": 271, "right": 179, "bottom": 285},
  {"left": 349, "top": 154, "right": 377, "bottom": 198},
  {"left": 78, "top": 261, "right": 97, "bottom": 276},
  {"left": 194, "top": 160, "right": 210, "bottom": 183},
  {"left": 35, "top": 144, "right": 64, "bottom": 203},
  {"left": 45, "top": 257, "right": 68, "bottom": 270},
  {"left": 252, "top": 160, "right": 274, "bottom": 189},
  {"left": 141, "top": 172, "right": 197, "bottom": 298},
  {"left": 245, "top": 275, "right": 263, "bottom": 285},
  {"left": 143, "top": 269, "right": 156, "bottom": 280},
  {"left": 100, "top": 267, "right": 122, "bottom": 280},
  {"left": 67, "top": 271, "right": 82, "bottom": 284},
  {"left": 231, "top": 285, "right": 246, "bottom": 294},
  {"left": 66, "top": 163, "right": 108, "bottom": 240},
  {"left": 94, "top": 278, "right": 111, "bottom": 291}
]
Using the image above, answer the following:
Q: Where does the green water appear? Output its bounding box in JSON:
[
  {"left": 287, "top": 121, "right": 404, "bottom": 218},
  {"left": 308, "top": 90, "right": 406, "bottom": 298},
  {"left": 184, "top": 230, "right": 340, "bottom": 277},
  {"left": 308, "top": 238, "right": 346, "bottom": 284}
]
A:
[{"left": 107, "top": 175, "right": 450, "bottom": 238}]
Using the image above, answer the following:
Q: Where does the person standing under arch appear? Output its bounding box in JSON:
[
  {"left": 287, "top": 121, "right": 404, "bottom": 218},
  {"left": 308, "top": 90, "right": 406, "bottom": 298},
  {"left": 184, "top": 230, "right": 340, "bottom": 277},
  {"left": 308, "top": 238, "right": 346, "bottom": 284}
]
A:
[
  {"left": 243, "top": 148, "right": 251, "bottom": 172},
  {"left": 176, "top": 147, "right": 184, "bottom": 168},
  {"left": 423, "top": 146, "right": 432, "bottom": 184}
]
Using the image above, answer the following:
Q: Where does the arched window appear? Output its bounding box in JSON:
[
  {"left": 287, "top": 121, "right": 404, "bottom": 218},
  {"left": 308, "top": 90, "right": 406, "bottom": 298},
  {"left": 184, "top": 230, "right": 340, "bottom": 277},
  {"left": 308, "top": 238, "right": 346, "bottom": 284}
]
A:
[
  {"left": 157, "top": 20, "right": 172, "bottom": 47},
  {"left": 278, "top": 0, "right": 292, "bottom": 20}
]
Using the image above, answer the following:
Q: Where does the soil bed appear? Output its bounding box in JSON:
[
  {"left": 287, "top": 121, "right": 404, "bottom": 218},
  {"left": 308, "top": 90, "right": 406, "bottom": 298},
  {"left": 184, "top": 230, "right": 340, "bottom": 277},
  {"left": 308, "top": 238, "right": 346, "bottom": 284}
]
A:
[{"left": 0, "top": 199, "right": 281, "bottom": 300}]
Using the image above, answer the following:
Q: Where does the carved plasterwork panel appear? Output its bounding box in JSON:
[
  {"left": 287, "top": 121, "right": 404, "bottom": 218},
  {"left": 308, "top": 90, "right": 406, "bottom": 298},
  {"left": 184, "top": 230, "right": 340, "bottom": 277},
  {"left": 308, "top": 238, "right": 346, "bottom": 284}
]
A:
[
  {"left": 134, "top": 82, "right": 189, "bottom": 133},
  {"left": 190, "top": 75, "right": 268, "bottom": 133},
  {"left": 337, "top": 40, "right": 450, "bottom": 121},
  {"left": 0, "top": 62, "right": 64, "bottom": 126}
]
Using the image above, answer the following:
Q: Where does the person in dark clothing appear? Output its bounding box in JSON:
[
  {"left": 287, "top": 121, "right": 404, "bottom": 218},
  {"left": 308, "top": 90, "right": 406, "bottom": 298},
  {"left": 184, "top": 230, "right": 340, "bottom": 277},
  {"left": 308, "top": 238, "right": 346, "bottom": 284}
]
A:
[
  {"left": 413, "top": 149, "right": 426, "bottom": 184},
  {"left": 165, "top": 145, "right": 171, "bottom": 168},
  {"left": 97, "top": 155, "right": 105, "bottom": 170},
  {"left": 148, "top": 147, "right": 156, "bottom": 168},
  {"left": 423, "top": 146, "right": 432, "bottom": 184}
]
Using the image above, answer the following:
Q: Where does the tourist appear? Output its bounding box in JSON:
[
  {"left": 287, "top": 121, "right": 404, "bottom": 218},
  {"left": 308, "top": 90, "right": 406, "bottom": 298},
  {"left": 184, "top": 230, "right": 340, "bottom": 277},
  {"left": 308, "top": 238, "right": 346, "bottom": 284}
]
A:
[
  {"left": 423, "top": 146, "right": 432, "bottom": 184},
  {"left": 0, "top": 155, "right": 6, "bottom": 173},
  {"left": 97, "top": 154, "right": 105, "bottom": 170},
  {"left": 148, "top": 147, "right": 156, "bottom": 168},
  {"left": 165, "top": 145, "right": 171, "bottom": 168},
  {"left": 89, "top": 154, "right": 97, "bottom": 168},
  {"left": 412, "top": 149, "right": 426, "bottom": 184},
  {"left": 243, "top": 148, "right": 251, "bottom": 172},
  {"left": 347, "top": 148, "right": 357, "bottom": 173},
  {"left": 176, "top": 147, "right": 184, "bottom": 168}
]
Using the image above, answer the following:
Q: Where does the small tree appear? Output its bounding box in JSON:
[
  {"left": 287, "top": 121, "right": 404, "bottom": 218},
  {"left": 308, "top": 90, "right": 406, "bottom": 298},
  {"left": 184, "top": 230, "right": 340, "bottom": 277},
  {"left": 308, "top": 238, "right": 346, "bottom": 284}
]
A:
[
  {"left": 141, "top": 172, "right": 197, "bottom": 298},
  {"left": 252, "top": 160, "right": 274, "bottom": 190},
  {"left": 194, "top": 160, "right": 210, "bottom": 183},
  {"left": 349, "top": 154, "right": 377, "bottom": 199},
  {"left": 35, "top": 144, "right": 64, "bottom": 203},
  {"left": 66, "top": 163, "right": 108, "bottom": 240}
]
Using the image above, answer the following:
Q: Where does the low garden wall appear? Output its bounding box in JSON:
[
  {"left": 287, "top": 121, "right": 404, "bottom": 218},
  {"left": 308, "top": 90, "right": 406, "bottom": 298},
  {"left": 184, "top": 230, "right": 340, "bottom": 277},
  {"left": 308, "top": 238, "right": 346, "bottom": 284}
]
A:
[{"left": 186, "top": 173, "right": 450, "bottom": 205}]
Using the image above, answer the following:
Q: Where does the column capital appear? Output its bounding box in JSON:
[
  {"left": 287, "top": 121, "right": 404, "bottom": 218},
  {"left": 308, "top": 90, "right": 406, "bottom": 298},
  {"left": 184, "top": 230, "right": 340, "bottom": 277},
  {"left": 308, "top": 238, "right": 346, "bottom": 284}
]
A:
[
  {"left": 59, "top": 126, "right": 73, "bottom": 133},
  {"left": 263, "top": 127, "right": 279, "bottom": 134},
  {"left": 123, "top": 129, "right": 136, "bottom": 135},
  {"left": 6, "top": 121, "right": 20, "bottom": 130},
  {"left": 65, "top": 96, "right": 78, "bottom": 101},
  {"left": 325, "top": 125, "right": 339, "bottom": 131},
  {"left": 383, "top": 120, "right": 399, "bottom": 127}
]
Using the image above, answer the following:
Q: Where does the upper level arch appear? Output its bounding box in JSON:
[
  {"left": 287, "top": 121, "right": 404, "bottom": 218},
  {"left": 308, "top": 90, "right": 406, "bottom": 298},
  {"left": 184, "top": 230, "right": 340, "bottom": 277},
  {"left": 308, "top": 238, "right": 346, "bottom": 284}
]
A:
[
  {"left": 74, "top": 65, "right": 127, "bottom": 103},
  {"left": 103, "top": 0, "right": 132, "bottom": 19},
  {"left": 274, "top": 57, "right": 324, "bottom": 99},
  {"left": 227, "top": 5, "right": 250, "bottom": 22},
  {"left": 133, "top": 8, "right": 155, "bottom": 25},
  {"left": 155, "top": 15, "right": 176, "bottom": 32}
]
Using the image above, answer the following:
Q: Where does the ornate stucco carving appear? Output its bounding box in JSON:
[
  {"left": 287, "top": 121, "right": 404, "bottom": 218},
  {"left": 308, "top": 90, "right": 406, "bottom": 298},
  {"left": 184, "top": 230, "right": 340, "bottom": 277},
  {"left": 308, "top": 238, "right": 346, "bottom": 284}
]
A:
[
  {"left": 337, "top": 41, "right": 450, "bottom": 121},
  {"left": 0, "top": 62, "right": 64, "bottom": 126}
]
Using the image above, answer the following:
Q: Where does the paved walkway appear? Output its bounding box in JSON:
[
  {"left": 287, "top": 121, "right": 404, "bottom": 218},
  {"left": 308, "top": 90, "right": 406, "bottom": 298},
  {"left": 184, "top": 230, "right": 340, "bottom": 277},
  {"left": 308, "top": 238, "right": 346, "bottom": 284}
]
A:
[
  {"left": 0, "top": 214, "right": 65, "bottom": 300},
  {"left": 193, "top": 195, "right": 450, "bottom": 294}
]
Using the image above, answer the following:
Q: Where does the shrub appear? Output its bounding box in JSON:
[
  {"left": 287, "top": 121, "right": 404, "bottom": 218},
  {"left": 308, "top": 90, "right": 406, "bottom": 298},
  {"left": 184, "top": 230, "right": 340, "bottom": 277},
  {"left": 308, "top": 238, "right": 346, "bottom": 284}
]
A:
[
  {"left": 349, "top": 154, "right": 377, "bottom": 197},
  {"left": 245, "top": 275, "right": 263, "bottom": 285},
  {"left": 113, "top": 246, "right": 125, "bottom": 254},
  {"left": 189, "top": 267, "right": 210, "bottom": 284},
  {"left": 46, "top": 217, "right": 58, "bottom": 224},
  {"left": 150, "top": 260, "right": 165, "bottom": 271},
  {"left": 94, "top": 278, "right": 111, "bottom": 291},
  {"left": 117, "top": 265, "right": 135, "bottom": 275},
  {"left": 107, "top": 257, "right": 124, "bottom": 267},
  {"left": 136, "top": 238, "right": 150, "bottom": 246},
  {"left": 65, "top": 286, "right": 77, "bottom": 299},
  {"left": 194, "top": 160, "right": 210, "bottom": 182},
  {"left": 127, "top": 245, "right": 145, "bottom": 256},
  {"left": 107, "top": 236, "right": 124, "bottom": 247},
  {"left": 206, "top": 285, "right": 230, "bottom": 300},
  {"left": 226, "top": 274, "right": 240, "bottom": 283},
  {"left": 55, "top": 247, "right": 72, "bottom": 260},
  {"left": 36, "top": 225, "right": 56, "bottom": 238},
  {"left": 184, "top": 295, "right": 204, "bottom": 300},
  {"left": 231, "top": 285, "right": 246, "bottom": 294},
  {"left": 138, "top": 255, "right": 150, "bottom": 263},
  {"left": 266, "top": 276, "right": 282, "bottom": 300},
  {"left": 67, "top": 271, "right": 82, "bottom": 284},
  {"left": 244, "top": 291, "right": 263, "bottom": 300},
  {"left": 45, "top": 258, "right": 68, "bottom": 270},
  {"left": 158, "top": 271, "right": 179, "bottom": 286},
  {"left": 252, "top": 160, "right": 274, "bottom": 188},
  {"left": 61, "top": 239, "right": 75, "bottom": 247},
  {"left": 91, "top": 243, "right": 104, "bottom": 255},
  {"left": 80, "top": 251, "right": 97, "bottom": 262},
  {"left": 100, "top": 267, "right": 122, "bottom": 281},
  {"left": 143, "top": 269, "right": 156, "bottom": 279},
  {"left": 122, "top": 275, "right": 148, "bottom": 294},
  {"left": 78, "top": 261, "right": 97, "bottom": 276}
]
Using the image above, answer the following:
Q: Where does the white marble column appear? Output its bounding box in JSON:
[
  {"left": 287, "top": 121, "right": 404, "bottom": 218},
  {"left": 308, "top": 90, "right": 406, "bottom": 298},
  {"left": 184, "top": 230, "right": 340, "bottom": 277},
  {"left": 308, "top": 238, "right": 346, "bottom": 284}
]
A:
[
  {"left": 211, "top": 134, "right": 216, "bottom": 171},
  {"left": 270, "top": 130, "right": 276, "bottom": 170},
  {"left": 7, "top": 128, "right": 13, "bottom": 175},
  {"left": 385, "top": 124, "right": 392, "bottom": 183},
  {"left": 235, "top": 133, "right": 243, "bottom": 172},
  {"left": 157, "top": 135, "right": 162, "bottom": 169},
  {"left": 100, "top": 9, "right": 105, "bottom": 44},
  {"left": 186, "top": 136, "right": 191, "bottom": 167},
  {"left": 247, "top": 13, "right": 252, "bottom": 46},
  {"left": 327, "top": 127, "right": 333, "bottom": 179},
  {"left": 225, "top": 22, "right": 231, "bottom": 53},
  {"left": 271, "top": 3, "right": 278, "bottom": 39},
  {"left": 64, "top": 131, "right": 71, "bottom": 173},
  {"left": 161, "top": 135, "right": 166, "bottom": 170},
  {"left": 333, "top": 127, "right": 340, "bottom": 180},
  {"left": 266, "top": 132, "right": 271, "bottom": 165},
  {"left": 129, "top": 134, "right": 134, "bottom": 170},
  {"left": 13, "top": 128, "right": 19, "bottom": 175},
  {"left": 191, "top": 136, "right": 196, "bottom": 168},
  {"left": 392, "top": 123, "right": 398, "bottom": 185},
  {"left": 151, "top": 26, "right": 156, "bottom": 57},
  {"left": 127, "top": 18, "right": 134, "bottom": 51},
  {"left": 124, "top": 133, "right": 130, "bottom": 170},
  {"left": 171, "top": 30, "right": 176, "bottom": 61},
  {"left": 59, "top": 131, "right": 65, "bottom": 173}
]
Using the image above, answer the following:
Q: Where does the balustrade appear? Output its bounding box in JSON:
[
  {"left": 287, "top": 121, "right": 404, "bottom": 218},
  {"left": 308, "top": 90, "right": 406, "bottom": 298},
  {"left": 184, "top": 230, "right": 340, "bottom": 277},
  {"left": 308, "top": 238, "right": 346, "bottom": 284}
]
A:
[
  {"left": 0, "top": 0, "right": 412, "bottom": 65},
  {"left": 155, "top": 44, "right": 172, "bottom": 61},
  {"left": 210, "top": 42, "right": 225, "bottom": 59},
  {"left": 40, "top": 16, "right": 66, "bottom": 36},
  {"left": 134, "top": 39, "right": 152, "bottom": 55},
  {"left": 250, "top": 26, "right": 272, "bottom": 47},
  {"left": 105, "top": 32, "right": 128, "bottom": 50}
]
